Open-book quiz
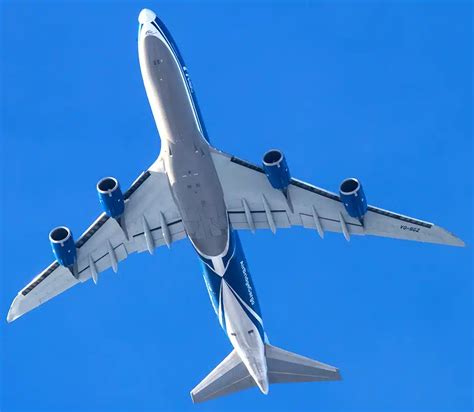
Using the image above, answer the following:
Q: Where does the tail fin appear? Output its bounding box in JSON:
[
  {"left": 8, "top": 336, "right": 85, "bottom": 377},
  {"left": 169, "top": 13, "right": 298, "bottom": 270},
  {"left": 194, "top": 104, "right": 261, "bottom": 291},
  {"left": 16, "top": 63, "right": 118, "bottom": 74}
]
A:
[{"left": 190, "top": 344, "right": 341, "bottom": 403}]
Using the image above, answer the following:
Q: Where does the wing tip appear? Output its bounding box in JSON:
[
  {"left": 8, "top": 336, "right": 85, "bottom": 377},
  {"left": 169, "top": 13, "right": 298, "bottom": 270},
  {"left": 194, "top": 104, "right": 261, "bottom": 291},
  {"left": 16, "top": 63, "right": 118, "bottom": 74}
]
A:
[
  {"left": 6, "top": 304, "right": 19, "bottom": 323},
  {"left": 452, "top": 238, "right": 466, "bottom": 248},
  {"left": 334, "top": 368, "right": 343, "bottom": 381},
  {"left": 189, "top": 391, "right": 198, "bottom": 404},
  {"left": 6, "top": 294, "right": 26, "bottom": 323},
  {"left": 436, "top": 226, "right": 466, "bottom": 247},
  {"left": 6, "top": 312, "right": 18, "bottom": 323},
  {"left": 190, "top": 389, "right": 208, "bottom": 404}
]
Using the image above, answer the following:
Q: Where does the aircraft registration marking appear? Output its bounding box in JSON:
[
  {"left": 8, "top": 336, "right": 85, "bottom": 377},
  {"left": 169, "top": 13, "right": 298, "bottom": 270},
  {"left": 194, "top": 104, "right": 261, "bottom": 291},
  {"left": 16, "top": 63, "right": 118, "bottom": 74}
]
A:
[{"left": 400, "top": 225, "right": 420, "bottom": 232}]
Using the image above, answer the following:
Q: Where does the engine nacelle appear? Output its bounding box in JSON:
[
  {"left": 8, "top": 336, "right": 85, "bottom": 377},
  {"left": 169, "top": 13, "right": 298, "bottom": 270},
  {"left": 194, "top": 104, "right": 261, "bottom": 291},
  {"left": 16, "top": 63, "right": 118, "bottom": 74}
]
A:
[
  {"left": 262, "top": 149, "right": 291, "bottom": 191},
  {"left": 49, "top": 226, "right": 76, "bottom": 267},
  {"left": 97, "top": 177, "right": 124, "bottom": 218},
  {"left": 339, "top": 178, "right": 368, "bottom": 220}
]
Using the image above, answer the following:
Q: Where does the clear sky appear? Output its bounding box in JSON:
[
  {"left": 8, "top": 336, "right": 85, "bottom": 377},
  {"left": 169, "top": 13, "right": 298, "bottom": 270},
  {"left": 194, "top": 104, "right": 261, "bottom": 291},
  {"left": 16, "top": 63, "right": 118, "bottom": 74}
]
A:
[{"left": 1, "top": 2, "right": 472, "bottom": 411}]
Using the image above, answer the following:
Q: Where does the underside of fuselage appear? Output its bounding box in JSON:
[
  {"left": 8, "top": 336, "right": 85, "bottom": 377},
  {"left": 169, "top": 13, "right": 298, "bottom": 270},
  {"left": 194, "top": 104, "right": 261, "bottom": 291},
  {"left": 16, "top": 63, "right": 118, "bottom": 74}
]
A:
[
  {"left": 139, "top": 11, "right": 229, "bottom": 258},
  {"left": 138, "top": 8, "right": 270, "bottom": 395},
  {"left": 201, "top": 230, "right": 265, "bottom": 339}
]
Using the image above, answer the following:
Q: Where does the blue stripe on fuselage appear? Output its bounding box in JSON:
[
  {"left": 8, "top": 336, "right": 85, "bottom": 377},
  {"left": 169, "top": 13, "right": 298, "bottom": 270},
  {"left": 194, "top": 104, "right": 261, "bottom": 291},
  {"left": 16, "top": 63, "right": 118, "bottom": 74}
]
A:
[
  {"left": 140, "top": 17, "right": 210, "bottom": 142},
  {"left": 201, "top": 231, "right": 264, "bottom": 339}
]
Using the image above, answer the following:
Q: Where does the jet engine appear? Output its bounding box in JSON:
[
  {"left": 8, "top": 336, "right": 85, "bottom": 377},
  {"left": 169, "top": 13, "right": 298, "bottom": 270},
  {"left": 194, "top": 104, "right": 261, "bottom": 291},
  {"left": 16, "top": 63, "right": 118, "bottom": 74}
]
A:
[
  {"left": 339, "top": 178, "right": 368, "bottom": 221},
  {"left": 49, "top": 226, "right": 76, "bottom": 267},
  {"left": 97, "top": 177, "right": 125, "bottom": 218},
  {"left": 262, "top": 149, "right": 291, "bottom": 191}
]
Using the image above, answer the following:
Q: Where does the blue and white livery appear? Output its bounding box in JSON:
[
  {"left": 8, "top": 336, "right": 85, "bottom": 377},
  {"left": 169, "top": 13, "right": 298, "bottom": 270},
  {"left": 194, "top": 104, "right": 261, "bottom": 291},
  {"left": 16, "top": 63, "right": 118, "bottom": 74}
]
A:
[{"left": 7, "top": 9, "right": 464, "bottom": 403}]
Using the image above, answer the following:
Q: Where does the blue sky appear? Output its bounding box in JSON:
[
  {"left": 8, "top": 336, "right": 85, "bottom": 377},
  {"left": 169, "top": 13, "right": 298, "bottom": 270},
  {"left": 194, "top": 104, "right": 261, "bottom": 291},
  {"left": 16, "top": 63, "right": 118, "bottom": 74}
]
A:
[{"left": 1, "top": 2, "right": 472, "bottom": 411}]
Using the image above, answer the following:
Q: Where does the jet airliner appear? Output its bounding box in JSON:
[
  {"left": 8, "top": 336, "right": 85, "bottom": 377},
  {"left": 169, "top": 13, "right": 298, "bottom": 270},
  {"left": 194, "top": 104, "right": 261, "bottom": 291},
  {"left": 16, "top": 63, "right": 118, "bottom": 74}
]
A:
[{"left": 7, "top": 9, "right": 464, "bottom": 403}]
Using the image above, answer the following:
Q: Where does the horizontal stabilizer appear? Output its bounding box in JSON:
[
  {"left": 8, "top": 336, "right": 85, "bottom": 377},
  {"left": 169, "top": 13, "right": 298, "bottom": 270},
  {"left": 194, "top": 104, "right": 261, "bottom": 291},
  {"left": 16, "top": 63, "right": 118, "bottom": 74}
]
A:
[
  {"left": 265, "top": 344, "right": 341, "bottom": 383},
  {"left": 190, "top": 349, "right": 254, "bottom": 403},
  {"left": 190, "top": 345, "right": 341, "bottom": 403}
]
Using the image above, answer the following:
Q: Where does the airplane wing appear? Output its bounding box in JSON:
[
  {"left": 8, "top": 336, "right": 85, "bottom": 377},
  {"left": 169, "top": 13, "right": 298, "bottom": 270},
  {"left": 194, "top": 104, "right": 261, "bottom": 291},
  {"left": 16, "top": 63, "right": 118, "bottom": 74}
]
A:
[
  {"left": 211, "top": 150, "right": 464, "bottom": 247},
  {"left": 7, "top": 169, "right": 185, "bottom": 322}
]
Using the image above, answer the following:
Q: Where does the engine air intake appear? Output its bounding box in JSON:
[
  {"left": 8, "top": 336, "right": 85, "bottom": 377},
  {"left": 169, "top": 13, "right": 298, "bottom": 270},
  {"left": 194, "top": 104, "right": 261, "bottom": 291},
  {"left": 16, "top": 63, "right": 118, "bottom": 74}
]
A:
[
  {"left": 339, "top": 178, "right": 368, "bottom": 221},
  {"left": 262, "top": 149, "right": 291, "bottom": 191},
  {"left": 49, "top": 226, "right": 76, "bottom": 267},
  {"left": 98, "top": 177, "right": 118, "bottom": 193},
  {"left": 97, "top": 177, "right": 125, "bottom": 218}
]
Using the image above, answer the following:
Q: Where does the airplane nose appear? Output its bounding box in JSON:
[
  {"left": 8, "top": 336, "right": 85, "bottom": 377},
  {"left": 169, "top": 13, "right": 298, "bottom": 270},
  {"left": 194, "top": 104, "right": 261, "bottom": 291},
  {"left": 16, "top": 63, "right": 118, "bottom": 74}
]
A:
[{"left": 138, "top": 8, "right": 156, "bottom": 24}]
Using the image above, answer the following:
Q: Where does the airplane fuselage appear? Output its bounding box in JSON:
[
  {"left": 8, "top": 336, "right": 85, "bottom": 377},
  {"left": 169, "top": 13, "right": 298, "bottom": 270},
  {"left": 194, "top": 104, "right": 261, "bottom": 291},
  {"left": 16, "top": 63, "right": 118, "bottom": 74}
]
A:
[{"left": 138, "top": 10, "right": 269, "bottom": 393}]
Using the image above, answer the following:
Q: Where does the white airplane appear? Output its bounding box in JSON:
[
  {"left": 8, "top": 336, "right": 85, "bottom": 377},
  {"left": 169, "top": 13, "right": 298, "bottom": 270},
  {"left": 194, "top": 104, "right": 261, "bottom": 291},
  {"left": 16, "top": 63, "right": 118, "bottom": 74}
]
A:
[{"left": 7, "top": 8, "right": 464, "bottom": 403}]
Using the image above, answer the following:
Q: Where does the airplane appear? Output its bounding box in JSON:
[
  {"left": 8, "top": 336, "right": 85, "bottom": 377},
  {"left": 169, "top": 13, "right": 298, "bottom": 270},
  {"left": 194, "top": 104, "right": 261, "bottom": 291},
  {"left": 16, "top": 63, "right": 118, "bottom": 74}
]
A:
[{"left": 7, "top": 8, "right": 465, "bottom": 403}]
